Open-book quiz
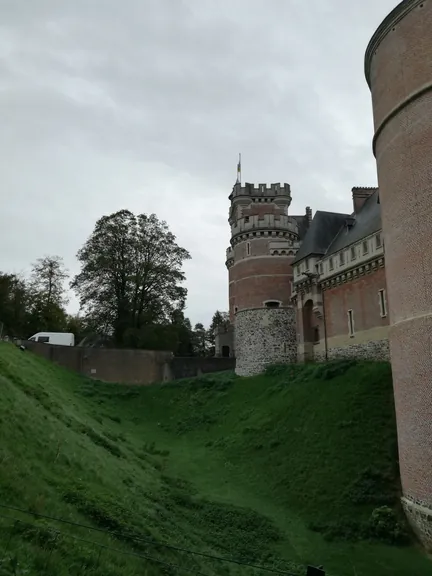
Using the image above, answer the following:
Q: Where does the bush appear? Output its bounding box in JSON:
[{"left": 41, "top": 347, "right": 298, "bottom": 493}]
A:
[{"left": 366, "top": 506, "right": 409, "bottom": 546}]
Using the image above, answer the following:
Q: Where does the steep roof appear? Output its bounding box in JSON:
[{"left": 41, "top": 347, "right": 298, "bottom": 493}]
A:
[
  {"left": 291, "top": 214, "right": 310, "bottom": 241},
  {"left": 292, "top": 211, "right": 349, "bottom": 265},
  {"left": 325, "top": 189, "right": 381, "bottom": 256}
]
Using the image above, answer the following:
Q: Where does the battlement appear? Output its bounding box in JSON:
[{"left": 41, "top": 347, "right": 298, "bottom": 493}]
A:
[
  {"left": 230, "top": 182, "right": 291, "bottom": 201},
  {"left": 231, "top": 214, "right": 299, "bottom": 239}
]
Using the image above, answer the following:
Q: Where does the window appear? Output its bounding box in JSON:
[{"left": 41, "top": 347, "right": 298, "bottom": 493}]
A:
[
  {"left": 37, "top": 336, "right": 50, "bottom": 343},
  {"left": 379, "top": 289, "right": 387, "bottom": 317},
  {"left": 319, "top": 262, "right": 323, "bottom": 274},
  {"left": 339, "top": 251, "right": 345, "bottom": 266},
  {"left": 305, "top": 258, "right": 309, "bottom": 271},
  {"left": 348, "top": 310, "right": 355, "bottom": 337},
  {"left": 362, "top": 240, "right": 369, "bottom": 255},
  {"left": 329, "top": 257, "right": 334, "bottom": 271},
  {"left": 296, "top": 266, "right": 299, "bottom": 276},
  {"left": 265, "top": 301, "right": 280, "bottom": 308},
  {"left": 246, "top": 242, "right": 251, "bottom": 256},
  {"left": 314, "top": 326, "right": 320, "bottom": 343},
  {"left": 28, "top": 337, "right": 35, "bottom": 342},
  {"left": 245, "top": 216, "right": 250, "bottom": 223},
  {"left": 375, "top": 233, "right": 382, "bottom": 248},
  {"left": 351, "top": 246, "right": 356, "bottom": 260}
]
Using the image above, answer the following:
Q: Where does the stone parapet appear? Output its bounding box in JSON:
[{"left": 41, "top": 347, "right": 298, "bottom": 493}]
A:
[
  {"left": 313, "top": 340, "right": 390, "bottom": 363},
  {"left": 402, "top": 496, "right": 432, "bottom": 550}
]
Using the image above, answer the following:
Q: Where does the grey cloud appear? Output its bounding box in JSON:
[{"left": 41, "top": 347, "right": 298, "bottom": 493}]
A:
[{"left": 0, "top": 0, "right": 396, "bottom": 325}]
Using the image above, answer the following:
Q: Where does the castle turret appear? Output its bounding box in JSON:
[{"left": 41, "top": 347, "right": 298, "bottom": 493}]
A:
[
  {"left": 365, "top": 0, "right": 432, "bottom": 547},
  {"left": 226, "top": 181, "right": 298, "bottom": 376}
]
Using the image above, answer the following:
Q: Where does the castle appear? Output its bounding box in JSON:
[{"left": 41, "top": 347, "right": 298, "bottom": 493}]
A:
[
  {"left": 215, "top": 183, "right": 387, "bottom": 374},
  {"left": 216, "top": 0, "right": 432, "bottom": 550}
]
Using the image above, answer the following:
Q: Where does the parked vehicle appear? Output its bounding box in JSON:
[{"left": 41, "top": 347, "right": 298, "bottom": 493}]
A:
[{"left": 28, "top": 332, "right": 75, "bottom": 346}]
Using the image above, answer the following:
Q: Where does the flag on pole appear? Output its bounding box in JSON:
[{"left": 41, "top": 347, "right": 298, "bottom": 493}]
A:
[{"left": 236, "top": 153, "right": 241, "bottom": 183}]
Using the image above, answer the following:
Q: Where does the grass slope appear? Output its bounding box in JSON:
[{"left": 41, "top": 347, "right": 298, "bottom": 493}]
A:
[{"left": 0, "top": 342, "right": 430, "bottom": 576}]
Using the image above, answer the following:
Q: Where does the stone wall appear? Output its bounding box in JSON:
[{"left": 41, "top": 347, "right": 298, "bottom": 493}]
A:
[
  {"left": 313, "top": 339, "right": 389, "bottom": 363},
  {"left": 401, "top": 496, "right": 432, "bottom": 549},
  {"left": 234, "top": 307, "right": 297, "bottom": 377},
  {"left": 23, "top": 341, "right": 235, "bottom": 385}
]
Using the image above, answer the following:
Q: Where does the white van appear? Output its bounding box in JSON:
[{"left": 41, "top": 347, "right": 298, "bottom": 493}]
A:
[{"left": 28, "top": 332, "right": 75, "bottom": 346}]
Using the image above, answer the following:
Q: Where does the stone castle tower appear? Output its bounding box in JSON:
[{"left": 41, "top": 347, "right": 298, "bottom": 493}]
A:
[
  {"left": 365, "top": 0, "right": 432, "bottom": 546},
  {"left": 225, "top": 181, "right": 309, "bottom": 376}
]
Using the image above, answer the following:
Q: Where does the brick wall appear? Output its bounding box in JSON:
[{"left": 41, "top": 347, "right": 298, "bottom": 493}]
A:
[
  {"left": 23, "top": 341, "right": 235, "bottom": 385},
  {"left": 324, "top": 267, "right": 388, "bottom": 339},
  {"left": 366, "top": 0, "right": 432, "bottom": 548},
  {"left": 229, "top": 254, "right": 293, "bottom": 316}
]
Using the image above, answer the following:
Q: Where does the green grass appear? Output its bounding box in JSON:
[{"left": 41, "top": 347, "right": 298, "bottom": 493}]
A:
[{"left": 0, "top": 343, "right": 430, "bottom": 576}]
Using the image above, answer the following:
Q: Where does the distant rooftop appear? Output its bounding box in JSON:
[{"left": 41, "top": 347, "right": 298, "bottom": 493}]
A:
[{"left": 292, "top": 211, "right": 350, "bottom": 265}]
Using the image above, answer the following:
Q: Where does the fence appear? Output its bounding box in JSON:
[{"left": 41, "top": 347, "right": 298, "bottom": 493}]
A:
[{"left": 0, "top": 503, "right": 325, "bottom": 576}]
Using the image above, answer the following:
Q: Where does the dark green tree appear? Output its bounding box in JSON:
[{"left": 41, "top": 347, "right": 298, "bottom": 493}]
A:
[
  {"left": 71, "top": 210, "right": 191, "bottom": 347},
  {"left": 207, "top": 310, "right": 230, "bottom": 355},
  {"left": 26, "top": 255, "right": 69, "bottom": 334},
  {"left": 193, "top": 322, "right": 208, "bottom": 357},
  {"left": 0, "top": 273, "right": 29, "bottom": 338}
]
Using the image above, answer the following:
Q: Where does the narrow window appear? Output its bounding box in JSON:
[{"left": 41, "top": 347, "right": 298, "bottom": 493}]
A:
[
  {"left": 319, "top": 262, "right": 323, "bottom": 274},
  {"left": 351, "top": 246, "right": 356, "bottom": 260},
  {"left": 305, "top": 258, "right": 309, "bottom": 271},
  {"left": 339, "top": 251, "right": 345, "bottom": 266},
  {"left": 329, "top": 257, "right": 334, "bottom": 271},
  {"left": 314, "top": 326, "right": 320, "bottom": 343},
  {"left": 379, "top": 289, "right": 387, "bottom": 317},
  {"left": 348, "top": 310, "right": 355, "bottom": 337},
  {"left": 375, "top": 233, "right": 382, "bottom": 248},
  {"left": 246, "top": 242, "right": 251, "bottom": 256},
  {"left": 362, "top": 240, "right": 368, "bottom": 255}
]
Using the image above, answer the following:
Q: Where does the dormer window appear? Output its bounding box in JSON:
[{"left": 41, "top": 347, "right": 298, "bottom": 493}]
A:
[{"left": 375, "top": 233, "right": 382, "bottom": 248}]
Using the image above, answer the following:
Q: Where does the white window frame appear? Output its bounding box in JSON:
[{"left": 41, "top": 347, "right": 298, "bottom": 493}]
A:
[
  {"left": 348, "top": 309, "right": 355, "bottom": 337},
  {"left": 378, "top": 289, "right": 387, "bottom": 318}
]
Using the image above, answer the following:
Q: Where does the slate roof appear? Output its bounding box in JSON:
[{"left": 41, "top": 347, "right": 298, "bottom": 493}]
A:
[
  {"left": 325, "top": 189, "right": 381, "bottom": 256},
  {"left": 291, "top": 215, "right": 310, "bottom": 241},
  {"left": 292, "top": 211, "right": 350, "bottom": 265}
]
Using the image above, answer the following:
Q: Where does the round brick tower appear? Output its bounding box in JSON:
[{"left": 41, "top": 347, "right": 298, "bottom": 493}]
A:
[
  {"left": 226, "top": 182, "right": 298, "bottom": 376},
  {"left": 365, "top": 0, "right": 432, "bottom": 546}
]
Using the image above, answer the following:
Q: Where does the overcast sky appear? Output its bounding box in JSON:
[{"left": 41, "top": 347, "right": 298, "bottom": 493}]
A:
[{"left": 0, "top": 0, "right": 395, "bottom": 327}]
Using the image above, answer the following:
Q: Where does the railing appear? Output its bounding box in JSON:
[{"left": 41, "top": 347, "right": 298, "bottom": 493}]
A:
[{"left": 0, "top": 502, "right": 325, "bottom": 576}]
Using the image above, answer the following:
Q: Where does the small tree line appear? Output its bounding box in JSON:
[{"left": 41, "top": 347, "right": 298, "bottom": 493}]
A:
[{"left": 0, "top": 209, "right": 229, "bottom": 356}]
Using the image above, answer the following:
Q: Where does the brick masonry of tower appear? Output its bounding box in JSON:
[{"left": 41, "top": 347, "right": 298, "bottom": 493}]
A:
[
  {"left": 365, "top": 0, "right": 432, "bottom": 548},
  {"left": 225, "top": 182, "right": 302, "bottom": 376}
]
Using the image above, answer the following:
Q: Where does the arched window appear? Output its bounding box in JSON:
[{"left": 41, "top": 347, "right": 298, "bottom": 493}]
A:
[{"left": 265, "top": 301, "right": 281, "bottom": 308}]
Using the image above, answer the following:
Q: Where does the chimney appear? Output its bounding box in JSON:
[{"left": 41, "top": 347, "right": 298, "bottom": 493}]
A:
[
  {"left": 305, "top": 206, "right": 313, "bottom": 227},
  {"left": 352, "top": 187, "right": 378, "bottom": 213}
]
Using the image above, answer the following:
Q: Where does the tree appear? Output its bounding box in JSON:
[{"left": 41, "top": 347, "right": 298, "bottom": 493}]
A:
[
  {"left": 0, "top": 273, "right": 29, "bottom": 338},
  {"left": 30, "top": 255, "right": 69, "bottom": 308},
  {"left": 27, "top": 255, "right": 69, "bottom": 333},
  {"left": 71, "top": 210, "right": 191, "bottom": 347},
  {"left": 193, "top": 323, "right": 208, "bottom": 357},
  {"left": 207, "top": 310, "right": 230, "bottom": 355}
]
